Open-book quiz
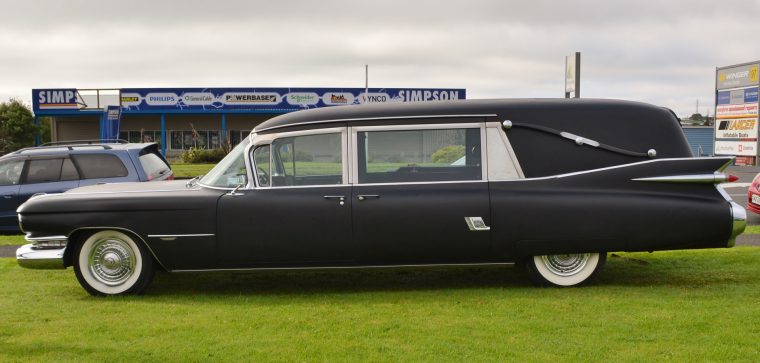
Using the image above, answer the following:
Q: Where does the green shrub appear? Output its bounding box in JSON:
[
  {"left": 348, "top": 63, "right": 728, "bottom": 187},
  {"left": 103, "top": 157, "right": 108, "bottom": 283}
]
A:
[
  {"left": 180, "top": 148, "right": 228, "bottom": 163},
  {"left": 431, "top": 145, "right": 465, "bottom": 163}
]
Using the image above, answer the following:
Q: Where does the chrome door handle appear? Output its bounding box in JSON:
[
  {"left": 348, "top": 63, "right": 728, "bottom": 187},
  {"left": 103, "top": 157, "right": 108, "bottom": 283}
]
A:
[
  {"left": 323, "top": 195, "right": 345, "bottom": 206},
  {"left": 357, "top": 194, "right": 380, "bottom": 201},
  {"left": 2, "top": 195, "right": 12, "bottom": 199}
]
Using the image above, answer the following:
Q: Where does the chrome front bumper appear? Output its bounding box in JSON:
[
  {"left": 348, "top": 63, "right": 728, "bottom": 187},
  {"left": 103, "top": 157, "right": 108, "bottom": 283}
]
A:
[
  {"left": 16, "top": 234, "right": 68, "bottom": 269},
  {"left": 727, "top": 201, "right": 747, "bottom": 248}
]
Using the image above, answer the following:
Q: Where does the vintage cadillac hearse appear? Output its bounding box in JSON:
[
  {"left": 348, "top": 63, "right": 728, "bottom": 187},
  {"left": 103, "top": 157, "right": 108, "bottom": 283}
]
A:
[{"left": 16, "top": 99, "right": 746, "bottom": 295}]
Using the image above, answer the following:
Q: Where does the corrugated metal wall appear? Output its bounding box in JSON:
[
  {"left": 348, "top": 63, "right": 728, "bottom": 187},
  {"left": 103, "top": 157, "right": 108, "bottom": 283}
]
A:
[{"left": 682, "top": 126, "right": 714, "bottom": 157}]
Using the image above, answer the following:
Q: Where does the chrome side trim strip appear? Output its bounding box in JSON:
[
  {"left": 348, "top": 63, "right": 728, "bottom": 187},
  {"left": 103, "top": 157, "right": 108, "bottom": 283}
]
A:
[
  {"left": 632, "top": 173, "right": 730, "bottom": 183},
  {"left": 254, "top": 114, "right": 497, "bottom": 132},
  {"left": 147, "top": 234, "right": 215, "bottom": 238},
  {"left": 489, "top": 156, "right": 734, "bottom": 183},
  {"left": 173, "top": 261, "right": 515, "bottom": 273}
]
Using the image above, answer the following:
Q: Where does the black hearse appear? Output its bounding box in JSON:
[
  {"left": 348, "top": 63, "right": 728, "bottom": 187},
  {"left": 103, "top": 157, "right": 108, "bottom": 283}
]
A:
[{"left": 16, "top": 99, "right": 746, "bottom": 295}]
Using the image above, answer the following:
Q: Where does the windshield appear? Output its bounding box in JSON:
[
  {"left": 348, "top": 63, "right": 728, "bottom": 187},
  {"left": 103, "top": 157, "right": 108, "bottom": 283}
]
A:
[{"left": 199, "top": 137, "right": 251, "bottom": 188}]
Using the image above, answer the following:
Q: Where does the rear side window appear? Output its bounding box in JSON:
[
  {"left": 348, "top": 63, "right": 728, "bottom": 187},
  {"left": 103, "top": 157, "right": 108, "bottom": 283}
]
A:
[
  {"left": 138, "top": 152, "right": 171, "bottom": 180},
  {"left": 357, "top": 128, "right": 482, "bottom": 183},
  {"left": 72, "top": 154, "right": 129, "bottom": 179},
  {"left": 25, "top": 159, "right": 63, "bottom": 184}
]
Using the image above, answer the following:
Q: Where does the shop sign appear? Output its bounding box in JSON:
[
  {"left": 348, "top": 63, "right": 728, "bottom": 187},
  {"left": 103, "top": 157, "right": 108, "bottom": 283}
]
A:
[
  {"left": 717, "top": 64, "right": 759, "bottom": 90},
  {"left": 716, "top": 103, "right": 759, "bottom": 119},
  {"left": 715, "top": 118, "right": 758, "bottom": 139},
  {"left": 715, "top": 140, "right": 757, "bottom": 156}
]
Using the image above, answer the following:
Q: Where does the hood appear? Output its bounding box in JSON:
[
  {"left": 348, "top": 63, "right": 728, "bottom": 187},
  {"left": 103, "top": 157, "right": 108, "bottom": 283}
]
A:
[
  {"left": 65, "top": 180, "right": 191, "bottom": 194},
  {"left": 17, "top": 179, "right": 222, "bottom": 215}
]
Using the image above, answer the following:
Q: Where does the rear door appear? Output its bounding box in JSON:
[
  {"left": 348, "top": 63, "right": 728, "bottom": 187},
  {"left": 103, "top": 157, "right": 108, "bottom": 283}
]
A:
[
  {"left": 18, "top": 157, "right": 80, "bottom": 203},
  {"left": 351, "top": 121, "right": 493, "bottom": 265},
  {"left": 0, "top": 158, "right": 25, "bottom": 230}
]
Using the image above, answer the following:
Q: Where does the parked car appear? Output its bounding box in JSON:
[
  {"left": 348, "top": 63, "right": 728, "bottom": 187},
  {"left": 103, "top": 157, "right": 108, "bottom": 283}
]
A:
[
  {"left": 15, "top": 99, "right": 746, "bottom": 295},
  {"left": 748, "top": 173, "right": 760, "bottom": 214},
  {"left": 0, "top": 140, "right": 172, "bottom": 231}
]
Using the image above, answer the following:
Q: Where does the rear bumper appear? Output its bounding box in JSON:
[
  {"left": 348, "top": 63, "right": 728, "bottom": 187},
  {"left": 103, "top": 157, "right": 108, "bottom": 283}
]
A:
[{"left": 728, "top": 201, "right": 747, "bottom": 247}]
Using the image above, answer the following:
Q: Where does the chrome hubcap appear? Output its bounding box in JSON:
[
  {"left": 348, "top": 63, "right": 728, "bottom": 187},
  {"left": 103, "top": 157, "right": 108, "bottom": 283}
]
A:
[
  {"left": 89, "top": 238, "right": 135, "bottom": 286},
  {"left": 541, "top": 253, "right": 590, "bottom": 276}
]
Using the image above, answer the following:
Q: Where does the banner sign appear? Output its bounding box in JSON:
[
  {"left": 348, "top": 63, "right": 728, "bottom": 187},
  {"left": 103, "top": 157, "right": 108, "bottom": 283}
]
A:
[
  {"left": 715, "top": 118, "right": 758, "bottom": 139},
  {"left": 716, "top": 103, "right": 759, "bottom": 119},
  {"left": 33, "top": 87, "right": 465, "bottom": 112},
  {"left": 716, "top": 63, "right": 759, "bottom": 90},
  {"left": 717, "top": 87, "right": 759, "bottom": 105},
  {"left": 119, "top": 87, "right": 465, "bottom": 112},
  {"left": 33, "top": 89, "right": 80, "bottom": 110},
  {"left": 715, "top": 140, "right": 757, "bottom": 156},
  {"left": 100, "top": 105, "right": 121, "bottom": 140}
]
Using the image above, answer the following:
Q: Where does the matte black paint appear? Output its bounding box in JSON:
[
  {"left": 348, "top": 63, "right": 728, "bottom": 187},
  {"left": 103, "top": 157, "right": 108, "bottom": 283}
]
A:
[{"left": 16, "top": 99, "right": 737, "bottom": 272}]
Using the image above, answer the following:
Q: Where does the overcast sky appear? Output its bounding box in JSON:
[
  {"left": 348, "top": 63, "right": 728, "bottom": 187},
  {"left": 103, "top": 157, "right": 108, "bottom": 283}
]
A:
[{"left": 1, "top": 0, "right": 758, "bottom": 117}]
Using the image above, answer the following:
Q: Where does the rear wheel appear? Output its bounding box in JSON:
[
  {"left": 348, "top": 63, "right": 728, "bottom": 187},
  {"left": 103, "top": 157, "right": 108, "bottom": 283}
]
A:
[
  {"left": 73, "top": 230, "right": 154, "bottom": 296},
  {"left": 525, "top": 252, "right": 606, "bottom": 287}
]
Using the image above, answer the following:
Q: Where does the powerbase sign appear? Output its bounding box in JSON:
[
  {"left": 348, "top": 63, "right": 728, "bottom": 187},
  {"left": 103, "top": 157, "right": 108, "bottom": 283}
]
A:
[{"left": 715, "top": 62, "right": 760, "bottom": 163}]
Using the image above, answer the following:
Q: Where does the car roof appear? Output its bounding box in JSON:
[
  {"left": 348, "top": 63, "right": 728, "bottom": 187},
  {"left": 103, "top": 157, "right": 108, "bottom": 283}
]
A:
[
  {"left": 253, "top": 98, "right": 666, "bottom": 133},
  {"left": 0, "top": 142, "right": 156, "bottom": 159}
]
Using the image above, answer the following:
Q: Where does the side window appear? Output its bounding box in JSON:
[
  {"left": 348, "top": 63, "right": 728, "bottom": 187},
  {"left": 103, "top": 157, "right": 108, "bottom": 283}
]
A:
[
  {"left": 357, "top": 128, "right": 482, "bottom": 183},
  {"left": 60, "top": 158, "right": 79, "bottom": 181},
  {"left": 253, "top": 145, "right": 271, "bottom": 187},
  {"left": 271, "top": 133, "right": 342, "bottom": 187},
  {"left": 71, "top": 154, "right": 129, "bottom": 179},
  {"left": 25, "top": 159, "right": 63, "bottom": 184},
  {"left": 0, "top": 159, "right": 24, "bottom": 186}
]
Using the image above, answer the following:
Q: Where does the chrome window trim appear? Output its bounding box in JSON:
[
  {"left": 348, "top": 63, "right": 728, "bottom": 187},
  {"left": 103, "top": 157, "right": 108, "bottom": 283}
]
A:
[
  {"left": 173, "top": 261, "right": 514, "bottom": 273},
  {"left": 254, "top": 114, "right": 498, "bottom": 133},
  {"left": 248, "top": 127, "right": 349, "bottom": 190},
  {"left": 350, "top": 122, "right": 489, "bottom": 185}
]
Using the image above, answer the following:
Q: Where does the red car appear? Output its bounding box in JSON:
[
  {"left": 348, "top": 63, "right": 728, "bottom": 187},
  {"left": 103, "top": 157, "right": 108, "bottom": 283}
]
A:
[{"left": 749, "top": 173, "right": 760, "bottom": 214}]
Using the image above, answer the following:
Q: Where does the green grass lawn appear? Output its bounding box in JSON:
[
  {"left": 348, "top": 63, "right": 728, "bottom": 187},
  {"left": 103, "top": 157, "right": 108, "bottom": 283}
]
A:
[
  {"left": 1, "top": 247, "right": 759, "bottom": 361},
  {"left": 744, "top": 225, "right": 760, "bottom": 234},
  {"left": 170, "top": 163, "right": 215, "bottom": 179}
]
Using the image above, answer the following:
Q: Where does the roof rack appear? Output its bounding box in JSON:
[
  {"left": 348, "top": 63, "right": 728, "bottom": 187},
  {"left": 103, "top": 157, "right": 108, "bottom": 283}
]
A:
[
  {"left": 12, "top": 139, "right": 130, "bottom": 154},
  {"left": 40, "top": 139, "right": 128, "bottom": 146}
]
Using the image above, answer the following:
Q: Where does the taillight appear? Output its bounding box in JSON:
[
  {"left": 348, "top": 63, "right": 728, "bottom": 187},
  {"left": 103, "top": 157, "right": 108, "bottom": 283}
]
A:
[
  {"left": 168, "top": 174, "right": 174, "bottom": 180},
  {"left": 727, "top": 174, "right": 739, "bottom": 182}
]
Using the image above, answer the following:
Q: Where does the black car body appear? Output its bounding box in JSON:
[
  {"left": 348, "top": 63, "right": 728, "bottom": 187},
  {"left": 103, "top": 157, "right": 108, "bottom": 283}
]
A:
[
  {"left": 0, "top": 141, "right": 172, "bottom": 232},
  {"left": 16, "top": 99, "right": 746, "bottom": 294}
]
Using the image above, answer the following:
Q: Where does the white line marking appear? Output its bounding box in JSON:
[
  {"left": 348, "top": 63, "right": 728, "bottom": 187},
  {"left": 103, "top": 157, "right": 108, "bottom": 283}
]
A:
[{"left": 720, "top": 183, "right": 751, "bottom": 188}]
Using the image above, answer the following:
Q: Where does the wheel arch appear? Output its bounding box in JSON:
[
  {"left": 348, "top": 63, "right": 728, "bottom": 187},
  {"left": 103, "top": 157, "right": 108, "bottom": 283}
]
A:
[{"left": 63, "top": 227, "right": 167, "bottom": 271}]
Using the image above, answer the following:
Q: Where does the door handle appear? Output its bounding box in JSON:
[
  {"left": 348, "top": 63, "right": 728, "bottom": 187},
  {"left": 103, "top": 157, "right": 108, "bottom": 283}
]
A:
[
  {"left": 2, "top": 194, "right": 12, "bottom": 199},
  {"left": 357, "top": 194, "right": 380, "bottom": 201},
  {"left": 323, "top": 195, "right": 345, "bottom": 206}
]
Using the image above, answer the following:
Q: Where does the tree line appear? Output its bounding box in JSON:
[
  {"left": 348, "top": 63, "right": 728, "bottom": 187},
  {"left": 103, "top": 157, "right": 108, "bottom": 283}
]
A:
[{"left": 0, "top": 99, "right": 50, "bottom": 154}]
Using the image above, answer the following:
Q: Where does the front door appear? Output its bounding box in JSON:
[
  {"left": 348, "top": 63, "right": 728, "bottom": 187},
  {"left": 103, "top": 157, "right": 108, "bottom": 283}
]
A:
[
  {"left": 217, "top": 128, "right": 354, "bottom": 268},
  {"left": 0, "top": 158, "right": 25, "bottom": 230},
  {"left": 351, "top": 124, "right": 492, "bottom": 265}
]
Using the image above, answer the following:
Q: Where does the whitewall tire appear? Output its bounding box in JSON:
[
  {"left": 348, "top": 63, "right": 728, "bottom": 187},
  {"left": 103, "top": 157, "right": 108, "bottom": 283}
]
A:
[
  {"left": 525, "top": 252, "right": 606, "bottom": 287},
  {"left": 73, "top": 230, "right": 154, "bottom": 296}
]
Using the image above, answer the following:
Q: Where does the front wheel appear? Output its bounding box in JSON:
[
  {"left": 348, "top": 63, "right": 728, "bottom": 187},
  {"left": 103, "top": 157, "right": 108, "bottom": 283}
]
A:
[
  {"left": 525, "top": 252, "right": 606, "bottom": 287},
  {"left": 73, "top": 230, "right": 155, "bottom": 296}
]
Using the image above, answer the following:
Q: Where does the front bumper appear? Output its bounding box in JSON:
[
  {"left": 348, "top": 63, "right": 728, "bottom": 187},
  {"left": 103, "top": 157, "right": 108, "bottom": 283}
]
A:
[
  {"left": 727, "top": 201, "right": 747, "bottom": 248},
  {"left": 16, "top": 234, "right": 68, "bottom": 269}
]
